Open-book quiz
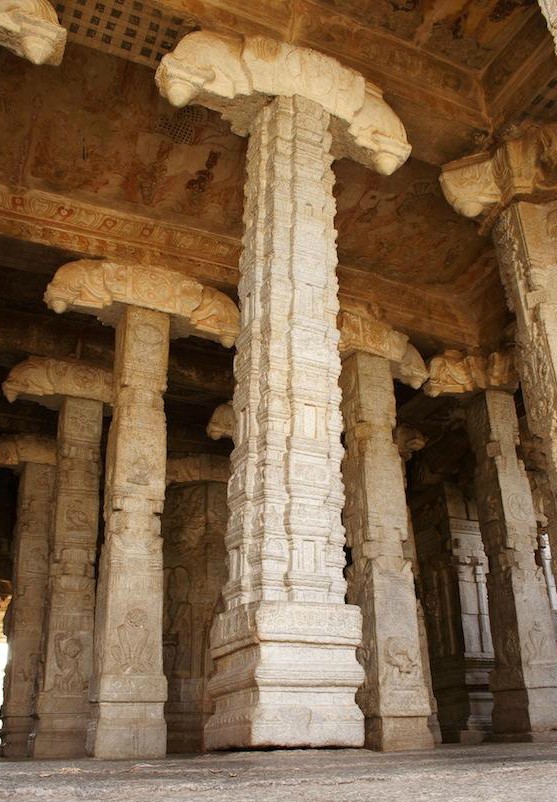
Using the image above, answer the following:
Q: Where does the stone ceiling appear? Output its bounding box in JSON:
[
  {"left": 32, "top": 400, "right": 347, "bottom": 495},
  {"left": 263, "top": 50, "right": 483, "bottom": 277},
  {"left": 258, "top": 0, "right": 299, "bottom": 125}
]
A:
[{"left": 48, "top": 0, "right": 557, "bottom": 165}]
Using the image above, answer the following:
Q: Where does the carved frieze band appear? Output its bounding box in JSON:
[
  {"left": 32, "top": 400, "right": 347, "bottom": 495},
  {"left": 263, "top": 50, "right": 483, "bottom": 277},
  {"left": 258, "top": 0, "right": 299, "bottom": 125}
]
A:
[
  {"left": 0, "top": 0, "right": 66, "bottom": 65},
  {"left": 338, "top": 309, "right": 428, "bottom": 389},
  {"left": 45, "top": 259, "right": 240, "bottom": 348},
  {"left": 155, "top": 30, "right": 411, "bottom": 175},
  {"left": 424, "top": 348, "right": 517, "bottom": 397},
  {"left": 2, "top": 356, "right": 113, "bottom": 408},
  {"left": 0, "top": 434, "right": 56, "bottom": 467}
]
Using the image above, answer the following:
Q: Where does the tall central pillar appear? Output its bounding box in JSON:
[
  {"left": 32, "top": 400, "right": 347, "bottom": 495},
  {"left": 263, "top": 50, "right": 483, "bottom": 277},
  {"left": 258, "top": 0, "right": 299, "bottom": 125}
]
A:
[
  {"left": 156, "top": 27, "right": 412, "bottom": 751},
  {"left": 204, "top": 94, "right": 364, "bottom": 748}
]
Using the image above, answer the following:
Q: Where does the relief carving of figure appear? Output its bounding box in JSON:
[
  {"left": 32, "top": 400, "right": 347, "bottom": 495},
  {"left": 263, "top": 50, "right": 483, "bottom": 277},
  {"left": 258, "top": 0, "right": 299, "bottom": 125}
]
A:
[
  {"left": 384, "top": 636, "right": 420, "bottom": 683},
  {"left": 53, "top": 632, "right": 85, "bottom": 692},
  {"left": 111, "top": 608, "right": 155, "bottom": 674}
]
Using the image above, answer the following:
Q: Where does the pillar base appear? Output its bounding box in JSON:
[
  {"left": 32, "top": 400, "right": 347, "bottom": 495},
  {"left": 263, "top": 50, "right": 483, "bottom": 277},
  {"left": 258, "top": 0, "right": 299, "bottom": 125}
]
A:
[
  {"left": 32, "top": 693, "right": 89, "bottom": 758},
  {"left": 364, "top": 716, "right": 434, "bottom": 752},
  {"left": 87, "top": 702, "right": 167, "bottom": 759},
  {"left": 492, "top": 686, "right": 557, "bottom": 739},
  {"left": 32, "top": 725, "right": 87, "bottom": 759},
  {"left": 1, "top": 716, "right": 34, "bottom": 758},
  {"left": 205, "top": 601, "right": 365, "bottom": 750}
]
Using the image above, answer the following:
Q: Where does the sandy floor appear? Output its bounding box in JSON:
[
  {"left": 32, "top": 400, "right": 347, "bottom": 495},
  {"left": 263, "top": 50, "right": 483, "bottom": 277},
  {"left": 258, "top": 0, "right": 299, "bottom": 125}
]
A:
[{"left": 2, "top": 742, "right": 557, "bottom": 802}]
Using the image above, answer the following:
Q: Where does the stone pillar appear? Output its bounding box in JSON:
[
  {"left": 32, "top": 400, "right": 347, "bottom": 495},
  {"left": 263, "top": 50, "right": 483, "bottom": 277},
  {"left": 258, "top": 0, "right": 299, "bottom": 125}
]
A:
[
  {"left": 162, "top": 480, "right": 228, "bottom": 753},
  {"left": 395, "top": 425, "right": 442, "bottom": 745},
  {"left": 340, "top": 352, "right": 432, "bottom": 751},
  {"left": 203, "top": 94, "right": 364, "bottom": 749},
  {"left": 440, "top": 127, "right": 557, "bottom": 585},
  {"left": 413, "top": 479, "right": 494, "bottom": 743},
  {"left": 0, "top": 437, "right": 56, "bottom": 757},
  {"left": 44, "top": 260, "right": 239, "bottom": 759},
  {"left": 155, "top": 29, "right": 411, "bottom": 750},
  {"left": 33, "top": 398, "right": 102, "bottom": 758},
  {"left": 87, "top": 306, "right": 169, "bottom": 758},
  {"left": 3, "top": 360, "right": 110, "bottom": 758},
  {"left": 467, "top": 389, "right": 557, "bottom": 740}
]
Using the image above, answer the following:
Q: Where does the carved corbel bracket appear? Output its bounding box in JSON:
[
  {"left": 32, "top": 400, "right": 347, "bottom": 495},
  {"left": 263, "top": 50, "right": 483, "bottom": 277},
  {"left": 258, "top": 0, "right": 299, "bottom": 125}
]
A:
[
  {"left": 0, "top": 0, "right": 66, "bottom": 65},
  {"left": 44, "top": 259, "right": 240, "bottom": 349},
  {"left": 0, "top": 433, "right": 56, "bottom": 467},
  {"left": 166, "top": 453, "right": 230, "bottom": 485},
  {"left": 440, "top": 124, "right": 557, "bottom": 228},
  {"left": 206, "top": 401, "right": 234, "bottom": 441},
  {"left": 155, "top": 30, "right": 411, "bottom": 175},
  {"left": 338, "top": 309, "right": 429, "bottom": 389},
  {"left": 2, "top": 355, "right": 113, "bottom": 409},
  {"left": 423, "top": 348, "right": 518, "bottom": 398},
  {"left": 538, "top": 1, "right": 557, "bottom": 52}
]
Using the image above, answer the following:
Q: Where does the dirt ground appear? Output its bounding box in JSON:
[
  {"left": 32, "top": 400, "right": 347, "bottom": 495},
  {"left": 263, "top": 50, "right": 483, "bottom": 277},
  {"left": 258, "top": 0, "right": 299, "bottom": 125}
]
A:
[{"left": 2, "top": 742, "right": 557, "bottom": 802}]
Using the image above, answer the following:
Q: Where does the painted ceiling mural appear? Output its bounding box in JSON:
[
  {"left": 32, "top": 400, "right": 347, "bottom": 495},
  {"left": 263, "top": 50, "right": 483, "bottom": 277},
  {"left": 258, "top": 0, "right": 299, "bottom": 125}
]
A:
[
  {"left": 312, "top": 0, "right": 537, "bottom": 69},
  {"left": 0, "top": 43, "right": 494, "bottom": 299}
]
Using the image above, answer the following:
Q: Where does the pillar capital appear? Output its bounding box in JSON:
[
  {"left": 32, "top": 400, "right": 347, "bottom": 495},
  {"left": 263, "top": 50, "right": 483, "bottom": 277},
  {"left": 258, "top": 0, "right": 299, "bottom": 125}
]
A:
[
  {"left": 206, "top": 401, "right": 234, "bottom": 441},
  {"left": 0, "top": 434, "right": 56, "bottom": 468},
  {"left": 155, "top": 30, "right": 410, "bottom": 175},
  {"left": 2, "top": 355, "right": 112, "bottom": 409},
  {"left": 423, "top": 348, "right": 518, "bottom": 398},
  {"left": 338, "top": 309, "right": 429, "bottom": 389},
  {"left": 0, "top": 0, "right": 66, "bottom": 65},
  {"left": 440, "top": 124, "right": 557, "bottom": 225},
  {"left": 44, "top": 259, "right": 239, "bottom": 348}
]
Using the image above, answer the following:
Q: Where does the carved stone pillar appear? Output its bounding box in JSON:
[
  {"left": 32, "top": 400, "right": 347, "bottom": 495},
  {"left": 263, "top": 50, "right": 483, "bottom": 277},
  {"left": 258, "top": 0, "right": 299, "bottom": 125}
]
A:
[
  {"left": 340, "top": 352, "right": 432, "bottom": 751},
  {"left": 395, "top": 425, "right": 442, "bottom": 745},
  {"left": 162, "top": 480, "right": 228, "bottom": 753},
  {"left": 156, "top": 30, "right": 411, "bottom": 750},
  {"left": 3, "top": 359, "right": 110, "bottom": 758},
  {"left": 412, "top": 479, "right": 494, "bottom": 743},
  {"left": 467, "top": 390, "right": 557, "bottom": 740},
  {"left": 0, "top": 436, "right": 56, "bottom": 757},
  {"left": 44, "top": 259, "right": 239, "bottom": 759},
  {"left": 440, "top": 126, "right": 557, "bottom": 585}
]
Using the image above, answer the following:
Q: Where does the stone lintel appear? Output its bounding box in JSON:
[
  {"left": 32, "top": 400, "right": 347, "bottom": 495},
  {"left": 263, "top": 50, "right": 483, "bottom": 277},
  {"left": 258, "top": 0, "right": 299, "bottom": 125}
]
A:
[
  {"left": 0, "top": 0, "right": 67, "bottom": 65},
  {"left": 155, "top": 30, "right": 410, "bottom": 176},
  {"left": 2, "top": 356, "right": 113, "bottom": 410},
  {"left": 166, "top": 453, "right": 230, "bottom": 485},
  {"left": 44, "top": 259, "right": 240, "bottom": 349},
  {"left": 0, "top": 433, "right": 56, "bottom": 467},
  {"left": 424, "top": 348, "right": 518, "bottom": 398},
  {"left": 440, "top": 124, "right": 557, "bottom": 226}
]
